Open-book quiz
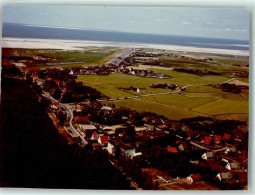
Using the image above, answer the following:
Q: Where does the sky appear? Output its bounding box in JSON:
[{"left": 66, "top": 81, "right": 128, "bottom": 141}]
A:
[{"left": 2, "top": 6, "right": 250, "bottom": 40}]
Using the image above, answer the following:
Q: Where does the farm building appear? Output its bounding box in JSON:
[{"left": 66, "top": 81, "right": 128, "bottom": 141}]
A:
[{"left": 187, "top": 173, "right": 202, "bottom": 184}]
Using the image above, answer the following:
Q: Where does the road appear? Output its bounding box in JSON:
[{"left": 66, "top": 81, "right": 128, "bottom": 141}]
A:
[
  {"left": 97, "top": 84, "right": 207, "bottom": 102},
  {"left": 42, "top": 91, "right": 88, "bottom": 145},
  {"left": 106, "top": 48, "right": 135, "bottom": 66}
]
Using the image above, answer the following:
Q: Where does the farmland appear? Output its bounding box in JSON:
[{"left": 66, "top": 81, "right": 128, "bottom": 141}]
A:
[
  {"left": 77, "top": 71, "right": 249, "bottom": 121},
  {"left": 3, "top": 47, "right": 249, "bottom": 122},
  {"left": 75, "top": 49, "right": 249, "bottom": 122}
]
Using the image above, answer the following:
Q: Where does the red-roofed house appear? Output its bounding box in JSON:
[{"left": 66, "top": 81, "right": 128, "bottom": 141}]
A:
[
  {"left": 167, "top": 146, "right": 178, "bottom": 153},
  {"left": 98, "top": 135, "right": 108, "bottom": 146},
  {"left": 214, "top": 135, "right": 222, "bottom": 144},
  {"left": 223, "top": 133, "right": 231, "bottom": 141},
  {"left": 187, "top": 173, "right": 202, "bottom": 184},
  {"left": 51, "top": 101, "right": 60, "bottom": 109},
  {"left": 27, "top": 67, "right": 41, "bottom": 73},
  {"left": 2, "top": 59, "right": 13, "bottom": 66},
  {"left": 143, "top": 116, "right": 151, "bottom": 122},
  {"left": 91, "top": 132, "right": 99, "bottom": 140},
  {"left": 74, "top": 116, "right": 89, "bottom": 124},
  {"left": 163, "top": 120, "right": 171, "bottom": 126},
  {"left": 203, "top": 136, "right": 213, "bottom": 145}
]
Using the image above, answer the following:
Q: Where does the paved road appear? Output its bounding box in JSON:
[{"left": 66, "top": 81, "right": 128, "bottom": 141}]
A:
[
  {"left": 106, "top": 48, "right": 135, "bottom": 66},
  {"left": 97, "top": 84, "right": 207, "bottom": 102},
  {"left": 42, "top": 91, "right": 88, "bottom": 145}
]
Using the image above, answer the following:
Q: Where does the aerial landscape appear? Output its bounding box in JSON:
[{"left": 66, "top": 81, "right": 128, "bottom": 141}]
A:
[{"left": 0, "top": 6, "right": 249, "bottom": 191}]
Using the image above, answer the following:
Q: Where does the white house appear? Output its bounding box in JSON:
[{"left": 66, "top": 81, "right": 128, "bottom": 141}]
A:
[
  {"left": 136, "top": 88, "right": 147, "bottom": 93},
  {"left": 225, "top": 147, "right": 237, "bottom": 154},
  {"left": 107, "top": 139, "right": 136, "bottom": 158},
  {"left": 216, "top": 172, "right": 232, "bottom": 181},
  {"left": 79, "top": 124, "right": 97, "bottom": 132},
  {"left": 225, "top": 162, "right": 240, "bottom": 171},
  {"left": 201, "top": 152, "right": 214, "bottom": 160},
  {"left": 101, "top": 106, "right": 113, "bottom": 111}
]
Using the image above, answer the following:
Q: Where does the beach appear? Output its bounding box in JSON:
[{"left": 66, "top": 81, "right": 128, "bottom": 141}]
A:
[{"left": 2, "top": 37, "right": 249, "bottom": 56}]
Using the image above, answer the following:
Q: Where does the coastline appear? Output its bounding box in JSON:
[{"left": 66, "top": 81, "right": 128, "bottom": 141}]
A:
[{"left": 2, "top": 37, "right": 249, "bottom": 56}]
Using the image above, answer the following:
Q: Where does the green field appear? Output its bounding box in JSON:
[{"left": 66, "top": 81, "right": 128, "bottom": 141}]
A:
[
  {"left": 3, "top": 48, "right": 120, "bottom": 68},
  {"left": 106, "top": 98, "right": 205, "bottom": 120},
  {"left": 77, "top": 71, "right": 249, "bottom": 121},
  {"left": 191, "top": 99, "right": 248, "bottom": 115}
]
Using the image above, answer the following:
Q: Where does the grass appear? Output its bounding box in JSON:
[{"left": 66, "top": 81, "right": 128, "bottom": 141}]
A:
[
  {"left": 141, "top": 94, "right": 216, "bottom": 110},
  {"left": 41, "top": 49, "right": 118, "bottom": 63},
  {"left": 77, "top": 72, "right": 249, "bottom": 121},
  {"left": 191, "top": 99, "right": 249, "bottom": 115},
  {"left": 106, "top": 98, "right": 204, "bottom": 120}
]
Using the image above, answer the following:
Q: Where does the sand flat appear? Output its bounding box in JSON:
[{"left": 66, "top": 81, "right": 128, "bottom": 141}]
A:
[{"left": 2, "top": 37, "right": 249, "bottom": 56}]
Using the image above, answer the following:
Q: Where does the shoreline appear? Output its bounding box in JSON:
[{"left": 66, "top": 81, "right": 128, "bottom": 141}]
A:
[{"left": 2, "top": 37, "right": 249, "bottom": 56}]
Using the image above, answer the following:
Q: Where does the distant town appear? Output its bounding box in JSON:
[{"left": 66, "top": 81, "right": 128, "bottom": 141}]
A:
[{"left": 2, "top": 47, "right": 248, "bottom": 190}]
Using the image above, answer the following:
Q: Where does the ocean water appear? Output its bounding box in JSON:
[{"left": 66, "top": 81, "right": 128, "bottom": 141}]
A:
[{"left": 2, "top": 22, "right": 249, "bottom": 52}]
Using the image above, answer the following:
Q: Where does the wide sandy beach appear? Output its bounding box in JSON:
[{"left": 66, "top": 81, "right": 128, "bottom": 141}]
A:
[{"left": 2, "top": 37, "right": 249, "bottom": 56}]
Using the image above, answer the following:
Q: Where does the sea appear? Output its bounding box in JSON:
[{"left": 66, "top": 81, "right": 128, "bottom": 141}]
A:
[{"left": 2, "top": 22, "right": 249, "bottom": 52}]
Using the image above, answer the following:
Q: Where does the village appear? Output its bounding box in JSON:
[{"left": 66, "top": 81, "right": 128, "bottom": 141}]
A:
[{"left": 1, "top": 48, "right": 248, "bottom": 190}]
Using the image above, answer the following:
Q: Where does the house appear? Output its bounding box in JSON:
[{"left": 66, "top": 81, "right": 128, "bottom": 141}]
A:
[
  {"left": 201, "top": 152, "right": 214, "bottom": 160},
  {"left": 136, "top": 87, "right": 147, "bottom": 93},
  {"left": 27, "top": 67, "right": 41, "bottom": 73},
  {"left": 74, "top": 116, "right": 90, "bottom": 124},
  {"left": 225, "top": 162, "right": 240, "bottom": 171},
  {"left": 216, "top": 172, "right": 232, "bottom": 181},
  {"left": 181, "top": 125, "right": 190, "bottom": 132},
  {"left": 214, "top": 135, "right": 222, "bottom": 144},
  {"left": 186, "top": 173, "right": 202, "bottom": 184},
  {"left": 234, "top": 131, "right": 244, "bottom": 142},
  {"left": 51, "top": 101, "right": 60, "bottom": 109},
  {"left": 223, "top": 133, "right": 231, "bottom": 141},
  {"left": 143, "top": 116, "right": 151, "bottom": 123},
  {"left": 189, "top": 160, "right": 199, "bottom": 165},
  {"left": 107, "top": 139, "right": 136, "bottom": 158},
  {"left": 98, "top": 135, "right": 108, "bottom": 146},
  {"left": 178, "top": 142, "right": 189, "bottom": 151},
  {"left": 79, "top": 124, "right": 97, "bottom": 132},
  {"left": 91, "top": 132, "right": 99, "bottom": 140},
  {"left": 203, "top": 136, "right": 213, "bottom": 145},
  {"left": 167, "top": 146, "right": 178, "bottom": 153},
  {"left": 75, "top": 104, "right": 83, "bottom": 112},
  {"left": 101, "top": 106, "right": 113, "bottom": 111},
  {"left": 225, "top": 147, "right": 237, "bottom": 154}
]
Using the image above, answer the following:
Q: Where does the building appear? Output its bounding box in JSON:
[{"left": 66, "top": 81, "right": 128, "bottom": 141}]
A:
[
  {"left": 101, "top": 106, "right": 113, "bottom": 111},
  {"left": 223, "top": 133, "right": 231, "bottom": 141},
  {"left": 187, "top": 173, "right": 202, "bottom": 184},
  {"left": 98, "top": 135, "right": 108, "bottom": 146},
  {"left": 167, "top": 146, "right": 178, "bottom": 153},
  {"left": 79, "top": 124, "right": 96, "bottom": 132},
  {"left": 178, "top": 142, "right": 189, "bottom": 151},
  {"left": 74, "top": 115, "right": 90, "bottom": 124},
  {"left": 91, "top": 131, "right": 99, "bottom": 140},
  {"left": 216, "top": 172, "right": 232, "bottom": 181},
  {"left": 225, "top": 147, "right": 237, "bottom": 154},
  {"left": 214, "top": 135, "right": 222, "bottom": 144},
  {"left": 107, "top": 139, "right": 137, "bottom": 158},
  {"left": 136, "top": 88, "right": 147, "bottom": 93},
  {"left": 203, "top": 136, "right": 213, "bottom": 145},
  {"left": 225, "top": 162, "right": 240, "bottom": 171},
  {"left": 201, "top": 152, "right": 214, "bottom": 160}
]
